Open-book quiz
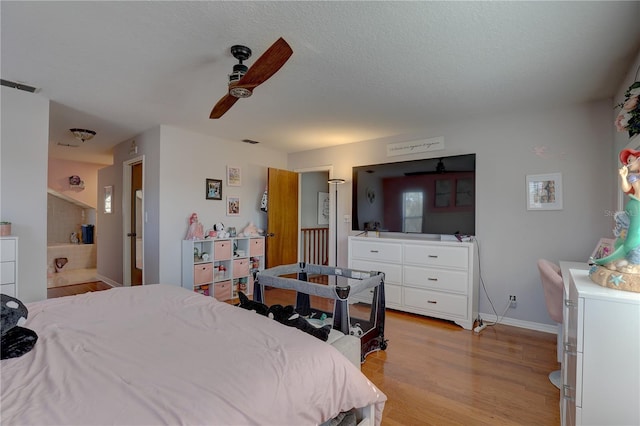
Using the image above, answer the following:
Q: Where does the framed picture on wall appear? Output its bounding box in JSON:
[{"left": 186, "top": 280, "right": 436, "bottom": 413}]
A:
[
  {"left": 205, "top": 178, "right": 222, "bottom": 200},
  {"left": 526, "top": 173, "right": 563, "bottom": 210},
  {"left": 227, "top": 166, "right": 241, "bottom": 186},
  {"left": 227, "top": 196, "right": 240, "bottom": 216},
  {"left": 104, "top": 186, "right": 113, "bottom": 214},
  {"left": 318, "top": 192, "right": 329, "bottom": 225}
]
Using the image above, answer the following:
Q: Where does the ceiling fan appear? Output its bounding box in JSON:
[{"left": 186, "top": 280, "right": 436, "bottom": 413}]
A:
[{"left": 209, "top": 37, "right": 293, "bottom": 119}]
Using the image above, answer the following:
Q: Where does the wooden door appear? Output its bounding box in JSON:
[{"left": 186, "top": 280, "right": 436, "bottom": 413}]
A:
[
  {"left": 130, "top": 162, "right": 143, "bottom": 285},
  {"left": 266, "top": 168, "right": 299, "bottom": 268}
]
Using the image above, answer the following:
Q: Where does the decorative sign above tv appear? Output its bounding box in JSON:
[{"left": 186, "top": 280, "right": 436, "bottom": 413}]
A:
[
  {"left": 386, "top": 136, "right": 444, "bottom": 157},
  {"left": 352, "top": 153, "right": 476, "bottom": 236}
]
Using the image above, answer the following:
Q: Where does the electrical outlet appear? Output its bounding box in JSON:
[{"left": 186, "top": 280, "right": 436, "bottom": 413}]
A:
[{"left": 509, "top": 295, "right": 517, "bottom": 308}]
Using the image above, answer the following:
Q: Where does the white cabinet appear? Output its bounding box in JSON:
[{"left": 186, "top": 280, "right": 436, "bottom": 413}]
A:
[
  {"left": 561, "top": 269, "right": 640, "bottom": 426},
  {"left": 182, "top": 237, "right": 264, "bottom": 301},
  {"left": 348, "top": 236, "right": 478, "bottom": 329},
  {"left": 1, "top": 237, "right": 18, "bottom": 297}
]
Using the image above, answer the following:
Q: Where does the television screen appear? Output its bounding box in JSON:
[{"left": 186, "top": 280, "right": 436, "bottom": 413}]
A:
[{"left": 352, "top": 154, "right": 476, "bottom": 236}]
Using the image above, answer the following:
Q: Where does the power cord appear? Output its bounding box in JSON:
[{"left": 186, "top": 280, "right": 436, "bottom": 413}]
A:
[{"left": 471, "top": 236, "right": 512, "bottom": 333}]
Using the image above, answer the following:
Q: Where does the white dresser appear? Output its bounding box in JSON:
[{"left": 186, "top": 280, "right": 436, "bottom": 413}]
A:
[
  {"left": 348, "top": 236, "right": 478, "bottom": 330},
  {"left": 561, "top": 268, "right": 640, "bottom": 426},
  {"left": 1, "top": 236, "right": 18, "bottom": 297}
]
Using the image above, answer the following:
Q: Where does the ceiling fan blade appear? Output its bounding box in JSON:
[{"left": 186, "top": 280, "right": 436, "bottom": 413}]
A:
[
  {"left": 210, "top": 92, "right": 240, "bottom": 119},
  {"left": 236, "top": 37, "right": 293, "bottom": 89}
]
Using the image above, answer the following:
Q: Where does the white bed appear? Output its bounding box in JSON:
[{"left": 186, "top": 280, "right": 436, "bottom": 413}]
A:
[{"left": 0, "top": 284, "right": 386, "bottom": 425}]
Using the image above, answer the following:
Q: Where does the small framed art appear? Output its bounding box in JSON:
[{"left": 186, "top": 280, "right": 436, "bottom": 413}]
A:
[
  {"left": 227, "top": 196, "right": 240, "bottom": 216},
  {"left": 318, "top": 192, "right": 329, "bottom": 225},
  {"left": 526, "top": 173, "right": 563, "bottom": 210},
  {"left": 591, "top": 238, "right": 615, "bottom": 260},
  {"left": 104, "top": 186, "right": 113, "bottom": 214},
  {"left": 206, "top": 178, "right": 222, "bottom": 200},
  {"left": 227, "top": 166, "right": 241, "bottom": 186}
]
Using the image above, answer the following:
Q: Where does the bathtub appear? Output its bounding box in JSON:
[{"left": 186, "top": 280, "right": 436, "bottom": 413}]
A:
[{"left": 47, "top": 243, "right": 97, "bottom": 272}]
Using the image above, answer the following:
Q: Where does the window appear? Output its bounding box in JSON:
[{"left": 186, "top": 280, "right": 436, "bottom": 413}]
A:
[{"left": 403, "top": 191, "right": 424, "bottom": 232}]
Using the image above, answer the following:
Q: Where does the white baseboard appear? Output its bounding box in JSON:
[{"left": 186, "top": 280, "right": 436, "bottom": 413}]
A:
[
  {"left": 479, "top": 312, "right": 557, "bottom": 334},
  {"left": 96, "top": 274, "right": 121, "bottom": 288}
]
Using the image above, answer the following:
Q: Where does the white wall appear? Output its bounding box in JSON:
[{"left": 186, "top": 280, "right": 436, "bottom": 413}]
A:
[
  {"left": 288, "top": 100, "right": 614, "bottom": 326},
  {"left": 158, "top": 126, "right": 287, "bottom": 285},
  {"left": 0, "top": 86, "right": 49, "bottom": 303}
]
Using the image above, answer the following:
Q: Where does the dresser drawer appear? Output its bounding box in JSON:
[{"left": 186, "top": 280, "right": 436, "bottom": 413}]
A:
[
  {"left": 214, "top": 240, "right": 232, "bottom": 260},
  {"left": 350, "top": 258, "right": 401, "bottom": 283},
  {"left": 350, "top": 240, "right": 402, "bottom": 263},
  {"left": 403, "top": 265, "right": 468, "bottom": 293},
  {"left": 214, "top": 280, "right": 231, "bottom": 301},
  {"left": 350, "top": 283, "right": 401, "bottom": 306},
  {"left": 1, "top": 261, "right": 16, "bottom": 285},
  {"left": 233, "top": 258, "right": 250, "bottom": 278},
  {"left": 194, "top": 263, "right": 213, "bottom": 285},
  {"left": 403, "top": 287, "right": 467, "bottom": 317},
  {"left": 403, "top": 244, "right": 468, "bottom": 269},
  {"left": 249, "top": 238, "right": 264, "bottom": 256},
  {"left": 0, "top": 239, "right": 16, "bottom": 262}
]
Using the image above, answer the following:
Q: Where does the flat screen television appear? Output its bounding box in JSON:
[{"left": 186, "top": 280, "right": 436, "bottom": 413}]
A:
[{"left": 352, "top": 153, "right": 476, "bottom": 236}]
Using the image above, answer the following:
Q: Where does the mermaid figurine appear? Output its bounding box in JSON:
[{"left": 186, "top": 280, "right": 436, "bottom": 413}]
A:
[{"left": 591, "top": 148, "right": 640, "bottom": 290}]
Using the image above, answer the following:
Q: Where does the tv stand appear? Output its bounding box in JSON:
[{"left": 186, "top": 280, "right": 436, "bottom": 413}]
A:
[{"left": 348, "top": 235, "right": 479, "bottom": 330}]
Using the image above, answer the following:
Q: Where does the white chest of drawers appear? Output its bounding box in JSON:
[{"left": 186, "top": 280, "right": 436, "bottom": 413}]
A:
[
  {"left": 1, "top": 237, "right": 18, "bottom": 297},
  {"left": 348, "top": 236, "right": 478, "bottom": 329},
  {"left": 561, "top": 268, "right": 640, "bottom": 426}
]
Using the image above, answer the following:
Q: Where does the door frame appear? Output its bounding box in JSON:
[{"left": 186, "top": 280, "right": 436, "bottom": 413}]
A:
[
  {"left": 295, "top": 165, "right": 334, "bottom": 263},
  {"left": 122, "top": 155, "right": 145, "bottom": 287}
]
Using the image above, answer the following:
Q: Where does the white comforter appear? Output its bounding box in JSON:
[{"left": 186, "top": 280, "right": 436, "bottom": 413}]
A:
[{"left": 0, "top": 284, "right": 385, "bottom": 425}]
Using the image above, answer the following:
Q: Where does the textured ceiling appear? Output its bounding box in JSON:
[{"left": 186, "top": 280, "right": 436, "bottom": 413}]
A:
[{"left": 2, "top": 1, "right": 639, "bottom": 165}]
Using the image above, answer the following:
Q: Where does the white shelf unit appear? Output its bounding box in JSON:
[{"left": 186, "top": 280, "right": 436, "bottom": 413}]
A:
[
  {"left": 348, "top": 236, "right": 478, "bottom": 330},
  {"left": 182, "top": 237, "right": 264, "bottom": 301},
  {"left": 1, "top": 236, "right": 18, "bottom": 297},
  {"left": 561, "top": 268, "right": 640, "bottom": 426}
]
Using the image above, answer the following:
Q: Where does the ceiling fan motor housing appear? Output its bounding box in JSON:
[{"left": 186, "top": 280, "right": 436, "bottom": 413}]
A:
[{"left": 228, "top": 45, "right": 252, "bottom": 97}]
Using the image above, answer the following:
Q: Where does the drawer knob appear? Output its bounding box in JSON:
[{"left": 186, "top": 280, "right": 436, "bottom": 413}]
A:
[
  {"left": 428, "top": 277, "right": 438, "bottom": 281},
  {"left": 428, "top": 255, "right": 438, "bottom": 258},
  {"left": 370, "top": 250, "right": 379, "bottom": 253},
  {"left": 427, "top": 300, "right": 437, "bottom": 304}
]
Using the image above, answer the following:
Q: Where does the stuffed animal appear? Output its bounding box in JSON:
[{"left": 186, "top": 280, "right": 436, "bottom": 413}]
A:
[
  {"left": 239, "top": 222, "right": 264, "bottom": 237},
  {"left": 267, "top": 304, "right": 331, "bottom": 342},
  {"left": 237, "top": 292, "right": 330, "bottom": 341},
  {"left": 213, "top": 222, "right": 229, "bottom": 238},
  {"left": 238, "top": 291, "right": 269, "bottom": 316},
  {"left": 1, "top": 294, "right": 38, "bottom": 360}
]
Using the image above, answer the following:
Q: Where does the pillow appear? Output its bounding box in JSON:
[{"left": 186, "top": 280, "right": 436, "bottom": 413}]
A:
[{"left": 1, "top": 294, "right": 38, "bottom": 360}]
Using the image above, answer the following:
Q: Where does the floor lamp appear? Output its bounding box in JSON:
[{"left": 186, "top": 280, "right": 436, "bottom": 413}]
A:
[{"left": 328, "top": 178, "right": 345, "bottom": 270}]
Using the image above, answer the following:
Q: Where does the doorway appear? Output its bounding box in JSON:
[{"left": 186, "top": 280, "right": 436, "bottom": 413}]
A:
[
  {"left": 123, "top": 157, "right": 144, "bottom": 286},
  {"left": 296, "top": 166, "right": 333, "bottom": 265}
]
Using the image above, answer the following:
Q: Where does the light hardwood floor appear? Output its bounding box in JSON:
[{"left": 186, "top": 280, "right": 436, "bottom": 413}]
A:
[
  {"left": 49, "top": 283, "right": 561, "bottom": 425},
  {"left": 362, "top": 310, "right": 560, "bottom": 425}
]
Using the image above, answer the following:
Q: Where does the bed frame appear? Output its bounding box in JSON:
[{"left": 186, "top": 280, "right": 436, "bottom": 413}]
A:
[{"left": 254, "top": 262, "right": 388, "bottom": 362}]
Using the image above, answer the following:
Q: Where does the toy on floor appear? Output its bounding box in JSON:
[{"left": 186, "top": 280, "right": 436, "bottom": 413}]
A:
[
  {"left": 237, "top": 292, "right": 330, "bottom": 341},
  {"left": 1, "top": 294, "right": 38, "bottom": 360}
]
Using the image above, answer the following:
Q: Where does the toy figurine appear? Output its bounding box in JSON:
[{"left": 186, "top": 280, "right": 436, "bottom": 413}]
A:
[
  {"left": 590, "top": 148, "right": 640, "bottom": 292},
  {"left": 185, "top": 213, "right": 204, "bottom": 240}
]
